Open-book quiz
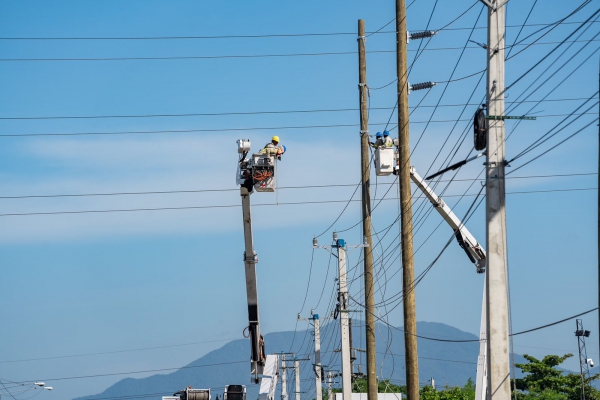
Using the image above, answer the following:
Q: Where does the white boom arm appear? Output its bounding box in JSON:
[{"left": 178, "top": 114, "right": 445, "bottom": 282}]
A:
[
  {"left": 409, "top": 166, "right": 486, "bottom": 273},
  {"left": 258, "top": 354, "right": 280, "bottom": 400},
  {"left": 409, "top": 166, "right": 487, "bottom": 399}
]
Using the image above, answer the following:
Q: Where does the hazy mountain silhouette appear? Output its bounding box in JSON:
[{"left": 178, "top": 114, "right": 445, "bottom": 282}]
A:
[{"left": 74, "top": 321, "right": 523, "bottom": 400}]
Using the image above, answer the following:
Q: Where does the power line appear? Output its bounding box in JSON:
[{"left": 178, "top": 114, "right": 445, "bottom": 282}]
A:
[
  {"left": 18, "top": 82, "right": 590, "bottom": 123},
  {"left": 0, "top": 39, "right": 596, "bottom": 63},
  {"left": 0, "top": 21, "right": 596, "bottom": 40},
  {"left": 0, "top": 97, "right": 585, "bottom": 121},
  {"left": 510, "top": 118, "right": 599, "bottom": 175},
  {"left": 0, "top": 112, "right": 594, "bottom": 138},
  {"left": 12, "top": 360, "right": 247, "bottom": 384},
  {"left": 370, "top": 305, "right": 599, "bottom": 344},
  {"left": 0, "top": 187, "right": 594, "bottom": 218},
  {"left": 0, "top": 337, "right": 240, "bottom": 364},
  {"left": 506, "top": 9, "right": 600, "bottom": 92}
]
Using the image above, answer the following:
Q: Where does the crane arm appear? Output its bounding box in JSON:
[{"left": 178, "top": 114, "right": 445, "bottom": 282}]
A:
[
  {"left": 241, "top": 187, "right": 265, "bottom": 384},
  {"left": 409, "top": 166, "right": 486, "bottom": 273}
]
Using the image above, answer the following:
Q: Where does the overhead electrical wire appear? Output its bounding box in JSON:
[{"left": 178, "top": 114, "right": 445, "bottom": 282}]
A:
[
  {"left": 509, "top": 118, "right": 599, "bottom": 175},
  {"left": 10, "top": 360, "right": 247, "bottom": 384},
  {"left": 0, "top": 113, "right": 592, "bottom": 139},
  {"left": 504, "top": 16, "right": 600, "bottom": 120},
  {"left": 505, "top": 9, "right": 600, "bottom": 93},
  {"left": 0, "top": 337, "right": 240, "bottom": 364},
  {"left": 505, "top": 0, "right": 538, "bottom": 59},
  {"left": 0, "top": 173, "right": 591, "bottom": 201},
  {"left": 504, "top": 0, "right": 592, "bottom": 60},
  {"left": 509, "top": 94, "right": 599, "bottom": 162},
  {"left": 0, "top": 20, "right": 596, "bottom": 41},
  {"left": 0, "top": 97, "right": 584, "bottom": 122}
]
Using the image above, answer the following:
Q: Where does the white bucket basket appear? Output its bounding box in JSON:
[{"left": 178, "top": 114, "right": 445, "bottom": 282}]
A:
[{"left": 375, "top": 147, "right": 394, "bottom": 176}]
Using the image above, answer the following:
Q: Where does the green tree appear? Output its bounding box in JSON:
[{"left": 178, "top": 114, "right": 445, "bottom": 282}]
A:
[
  {"left": 420, "top": 382, "right": 474, "bottom": 400},
  {"left": 513, "top": 353, "right": 600, "bottom": 400},
  {"left": 322, "top": 377, "right": 406, "bottom": 400}
]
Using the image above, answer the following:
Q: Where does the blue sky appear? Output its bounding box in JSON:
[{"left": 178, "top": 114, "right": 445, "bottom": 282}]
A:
[{"left": 0, "top": 1, "right": 598, "bottom": 399}]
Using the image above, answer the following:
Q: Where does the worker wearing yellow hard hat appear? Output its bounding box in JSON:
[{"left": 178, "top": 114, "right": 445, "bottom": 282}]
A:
[{"left": 260, "top": 135, "right": 285, "bottom": 159}]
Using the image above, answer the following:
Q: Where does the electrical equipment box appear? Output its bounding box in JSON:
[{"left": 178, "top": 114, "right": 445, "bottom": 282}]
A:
[{"left": 375, "top": 148, "right": 394, "bottom": 176}]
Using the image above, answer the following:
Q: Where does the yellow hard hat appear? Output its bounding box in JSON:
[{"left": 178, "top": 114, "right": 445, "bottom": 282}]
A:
[{"left": 272, "top": 135, "right": 280, "bottom": 142}]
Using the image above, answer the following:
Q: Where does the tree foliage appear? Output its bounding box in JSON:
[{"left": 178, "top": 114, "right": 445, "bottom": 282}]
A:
[{"left": 513, "top": 353, "right": 600, "bottom": 400}]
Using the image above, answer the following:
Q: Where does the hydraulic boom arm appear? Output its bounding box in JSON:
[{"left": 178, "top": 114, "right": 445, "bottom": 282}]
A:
[
  {"left": 409, "top": 165, "right": 487, "bottom": 399},
  {"left": 410, "top": 166, "right": 486, "bottom": 273},
  {"left": 240, "top": 188, "right": 265, "bottom": 383}
]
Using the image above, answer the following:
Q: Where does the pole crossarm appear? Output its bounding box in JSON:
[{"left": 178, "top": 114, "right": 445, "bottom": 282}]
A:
[{"left": 486, "top": 115, "right": 536, "bottom": 120}]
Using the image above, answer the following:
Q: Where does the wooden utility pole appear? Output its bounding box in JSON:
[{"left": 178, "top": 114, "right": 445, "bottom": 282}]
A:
[
  {"left": 358, "top": 19, "right": 378, "bottom": 400},
  {"left": 484, "top": 1, "right": 511, "bottom": 399},
  {"left": 395, "top": 1, "right": 419, "bottom": 399}
]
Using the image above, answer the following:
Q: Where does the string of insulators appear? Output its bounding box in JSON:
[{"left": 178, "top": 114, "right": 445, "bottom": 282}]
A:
[
  {"left": 410, "top": 81, "right": 437, "bottom": 91},
  {"left": 408, "top": 30, "right": 437, "bottom": 41}
]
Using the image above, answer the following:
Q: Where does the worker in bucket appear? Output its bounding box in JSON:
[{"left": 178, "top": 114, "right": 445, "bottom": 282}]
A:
[
  {"left": 383, "top": 130, "right": 393, "bottom": 147},
  {"left": 261, "top": 135, "right": 282, "bottom": 157},
  {"left": 277, "top": 145, "right": 286, "bottom": 161},
  {"left": 370, "top": 132, "right": 384, "bottom": 148}
]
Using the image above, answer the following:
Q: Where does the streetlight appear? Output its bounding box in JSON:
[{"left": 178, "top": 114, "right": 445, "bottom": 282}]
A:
[{"left": 0, "top": 381, "right": 54, "bottom": 398}]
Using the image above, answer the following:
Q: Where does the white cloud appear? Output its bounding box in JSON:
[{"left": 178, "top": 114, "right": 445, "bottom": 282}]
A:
[{"left": 0, "top": 133, "right": 365, "bottom": 242}]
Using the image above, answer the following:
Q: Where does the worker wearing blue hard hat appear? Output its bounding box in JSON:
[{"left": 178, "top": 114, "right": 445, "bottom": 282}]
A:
[
  {"left": 370, "top": 132, "right": 385, "bottom": 148},
  {"left": 277, "top": 145, "right": 286, "bottom": 161},
  {"left": 383, "top": 131, "right": 393, "bottom": 147}
]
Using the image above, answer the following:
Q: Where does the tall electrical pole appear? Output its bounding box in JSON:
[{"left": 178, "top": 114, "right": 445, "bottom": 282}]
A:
[
  {"left": 281, "top": 354, "right": 287, "bottom": 400},
  {"left": 395, "top": 1, "right": 419, "bottom": 398},
  {"left": 327, "top": 372, "right": 334, "bottom": 400},
  {"left": 334, "top": 233, "right": 353, "bottom": 400},
  {"left": 358, "top": 19, "right": 378, "bottom": 400},
  {"left": 484, "top": 1, "right": 511, "bottom": 399},
  {"left": 314, "top": 314, "right": 323, "bottom": 400},
  {"left": 295, "top": 358, "right": 301, "bottom": 400}
]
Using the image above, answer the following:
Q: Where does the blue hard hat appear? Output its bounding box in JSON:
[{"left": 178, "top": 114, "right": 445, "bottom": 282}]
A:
[
  {"left": 375, "top": 132, "right": 383, "bottom": 138},
  {"left": 383, "top": 130, "right": 390, "bottom": 137},
  {"left": 282, "top": 145, "right": 286, "bottom": 152}
]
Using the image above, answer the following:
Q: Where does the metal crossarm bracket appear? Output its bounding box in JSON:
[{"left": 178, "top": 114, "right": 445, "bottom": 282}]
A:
[{"left": 486, "top": 115, "right": 536, "bottom": 120}]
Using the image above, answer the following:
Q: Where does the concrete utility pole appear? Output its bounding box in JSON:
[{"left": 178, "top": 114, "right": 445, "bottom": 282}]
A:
[
  {"left": 475, "top": 286, "right": 488, "bottom": 400},
  {"left": 281, "top": 354, "right": 287, "bottom": 400},
  {"left": 484, "top": 1, "right": 511, "bottom": 399},
  {"left": 295, "top": 358, "right": 301, "bottom": 400},
  {"left": 313, "top": 313, "right": 323, "bottom": 400},
  {"left": 395, "top": 1, "right": 419, "bottom": 398},
  {"left": 349, "top": 318, "right": 356, "bottom": 378},
  {"left": 358, "top": 19, "right": 378, "bottom": 400},
  {"left": 327, "top": 372, "right": 334, "bottom": 400},
  {"left": 334, "top": 233, "right": 353, "bottom": 400}
]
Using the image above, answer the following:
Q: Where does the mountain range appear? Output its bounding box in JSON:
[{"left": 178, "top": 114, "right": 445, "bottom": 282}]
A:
[{"left": 74, "top": 321, "right": 527, "bottom": 400}]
